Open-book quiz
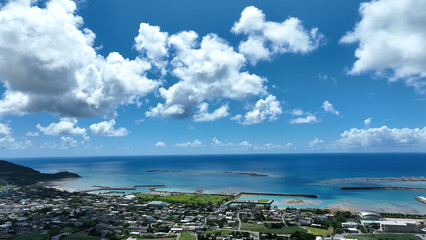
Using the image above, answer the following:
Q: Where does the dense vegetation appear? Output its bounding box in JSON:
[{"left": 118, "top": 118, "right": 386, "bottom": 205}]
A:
[
  {"left": 137, "top": 193, "right": 230, "bottom": 205},
  {"left": 0, "top": 160, "right": 80, "bottom": 186}
]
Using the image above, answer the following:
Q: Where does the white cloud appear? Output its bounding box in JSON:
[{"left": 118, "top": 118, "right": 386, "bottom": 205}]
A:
[
  {"left": 175, "top": 139, "right": 202, "bottom": 147},
  {"left": 253, "top": 142, "right": 294, "bottom": 151},
  {"left": 232, "top": 6, "right": 324, "bottom": 64},
  {"left": 0, "top": 0, "right": 159, "bottom": 118},
  {"left": 211, "top": 137, "right": 234, "bottom": 147},
  {"left": 309, "top": 137, "right": 325, "bottom": 150},
  {"left": 322, "top": 100, "right": 339, "bottom": 115},
  {"left": 290, "top": 109, "right": 304, "bottom": 116},
  {"left": 89, "top": 119, "right": 128, "bottom": 137},
  {"left": 134, "top": 23, "right": 168, "bottom": 74},
  {"left": 239, "top": 141, "right": 253, "bottom": 148},
  {"left": 193, "top": 103, "right": 229, "bottom": 122},
  {"left": 0, "top": 122, "right": 11, "bottom": 135},
  {"left": 0, "top": 135, "right": 31, "bottom": 149},
  {"left": 146, "top": 31, "right": 267, "bottom": 120},
  {"left": 212, "top": 137, "right": 294, "bottom": 151},
  {"left": 341, "top": 0, "right": 426, "bottom": 93},
  {"left": 240, "top": 94, "right": 282, "bottom": 125},
  {"left": 60, "top": 136, "right": 77, "bottom": 149},
  {"left": 155, "top": 141, "right": 166, "bottom": 147},
  {"left": 37, "top": 118, "right": 86, "bottom": 136},
  {"left": 290, "top": 115, "right": 319, "bottom": 124},
  {"left": 336, "top": 126, "right": 426, "bottom": 149},
  {"left": 364, "top": 117, "right": 372, "bottom": 128},
  {"left": 26, "top": 131, "right": 39, "bottom": 137}
]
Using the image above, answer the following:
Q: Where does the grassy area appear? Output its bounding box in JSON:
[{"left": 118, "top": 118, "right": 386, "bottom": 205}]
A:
[
  {"left": 138, "top": 193, "right": 230, "bottom": 205},
  {"left": 62, "top": 234, "right": 101, "bottom": 240},
  {"left": 13, "top": 232, "right": 47, "bottom": 240},
  {"left": 305, "top": 227, "right": 333, "bottom": 236},
  {"left": 179, "top": 231, "right": 196, "bottom": 240},
  {"left": 62, "top": 227, "right": 78, "bottom": 233},
  {"left": 142, "top": 239, "right": 175, "bottom": 240},
  {"left": 203, "top": 229, "right": 235, "bottom": 236},
  {"left": 257, "top": 199, "right": 270, "bottom": 203},
  {"left": 241, "top": 224, "right": 307, "bottom": 234},
  {"left": 345, "top": 234, "right": 421, "bottom": 240}
]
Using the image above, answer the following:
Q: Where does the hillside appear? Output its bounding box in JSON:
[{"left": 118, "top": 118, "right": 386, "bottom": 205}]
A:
[{"left": 0, "top": 160, "right": 80, "bottom": 186}]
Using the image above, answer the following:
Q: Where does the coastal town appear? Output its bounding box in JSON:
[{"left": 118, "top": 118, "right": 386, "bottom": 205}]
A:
[{"left": 1, "top": 185, "right": 425, "bottom": 240}]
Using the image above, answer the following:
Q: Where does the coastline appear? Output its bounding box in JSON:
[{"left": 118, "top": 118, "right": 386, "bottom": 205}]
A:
[{"left": 39, "top": 179, "right": 426, "bottom": 214}]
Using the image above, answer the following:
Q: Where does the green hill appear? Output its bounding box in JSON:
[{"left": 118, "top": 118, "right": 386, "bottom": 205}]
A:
[{"left": 0, "top": 160, "right": 80, "bottom": 186}]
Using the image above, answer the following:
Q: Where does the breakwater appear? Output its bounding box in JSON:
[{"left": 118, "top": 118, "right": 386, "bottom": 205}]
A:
[
  {"left": 341, "top": 187, "right": 426, "bottom": 191},
  {"left": 415, "top": 196, "right": 426, "bottom": 205},
  {"left": 236, "top": 192, "right": 318, "bottom": 198},
  {"left": 83, "top": 184, "right": 166, "bottom": 192}
]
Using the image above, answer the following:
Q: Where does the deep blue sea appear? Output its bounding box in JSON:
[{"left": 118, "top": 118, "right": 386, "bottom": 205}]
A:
[{"left": 7, "top": 153, "right": 426, "bottom": 213}]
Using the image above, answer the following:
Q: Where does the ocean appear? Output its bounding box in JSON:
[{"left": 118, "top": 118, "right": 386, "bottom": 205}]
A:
[{"left": 7, "top": 153, "right": 426, "bottom": 214}]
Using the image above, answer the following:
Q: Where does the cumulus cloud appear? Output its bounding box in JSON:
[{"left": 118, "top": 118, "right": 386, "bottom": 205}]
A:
[
  {"left": 0, "top": 122, "right": 31, "bottom": 149},
  {"left": 146, "top": 31, "right": 267, "bottom": 120},
  {"left": 60, "top": 136, "right": 78, "bottom": 149},
  {"left": 175, "top": 139, "right": 202, "bottom": 147},
  {"left": 0, "top": 122, "right": 11, "bottom": 135},
  {"left": 0, "top": 0, "right": 159, "bottom": 118},
  {"left": 155, "top": 141, "right": 166, "bottom": 147},
  {"left": 134, "top": 23, "right": 168, "bottom": 74},
  {"left": 239, "top": 94, "right": 282, "bottom": 125},
  {"left": 290, "top": 109, "right": 304, "bottom": 116},
  {"left": 309, "top": 137, "right": 325, "bottom": 150},
  {"left": 322, "top": 100, "right": 339, "bottom": 115},
  {"left": 232, "top": 6, "right": 324, "bottom": 64},
  {"left": 341, "top": 0, "right": 426, "bottom": 93},
  {"left": 290, "top": 115, "right": 319, "bottom": 124},
  {"left": 0, "top": 135, "right": 31, "bottom": 149},
  {"left": 336, "top": 126, "right": 426, "bottom": 149},
  {"left": 193, "top": 103, "right": 229, "bottom": 122},
  {"left": 89, "top": 120, "right": 128, "bottom": 137},
  {"left": 37, "top": 118, "right": 86, "bottom": 136}
]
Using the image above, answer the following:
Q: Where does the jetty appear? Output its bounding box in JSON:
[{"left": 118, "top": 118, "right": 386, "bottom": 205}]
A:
[
  {"left": 236, "top": 192, "right": 318, "bottom": 199},
  {"left": 83, "top": 184, "right": 167, "bottom": 193},
  {"left": 415, "top": 196, "right": 426, "bottom": 205},
  {"left": 341, "top": 187, "right": 426, "bottom": 191},
  {"left": 228, "top": 199, "right": 274, "bottom": 205}
]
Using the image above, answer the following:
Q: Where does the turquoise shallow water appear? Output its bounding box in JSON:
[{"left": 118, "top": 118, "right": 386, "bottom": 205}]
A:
[{"left": 7, "top": 153, "right": 426, "bottom": 214}]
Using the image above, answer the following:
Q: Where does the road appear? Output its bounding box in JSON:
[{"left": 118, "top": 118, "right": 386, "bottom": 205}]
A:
[
  {"left": 281, "top": 213, "right": 288, "bottom": 227},
  {"left": 237, "top": 210, "right": 242, "bottom": 230}
]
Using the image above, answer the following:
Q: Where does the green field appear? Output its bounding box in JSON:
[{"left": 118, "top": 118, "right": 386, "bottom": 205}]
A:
[
  {"left": 241, "top": 224, "right": 307, "bottom": 234},
  {"left": 138, "top": 193, "right": 230, "bottom": 205},
  {"left": 179, "top": 231, "right": 196, "bottom": 240},
  {"left": 257, "top": 199, "right": 270, "bottom": 203},
  {"left": 345, "top": 234, "right": 420, "bottom": 240},
  {"left": 203, "top": 229, "right": 235, "bottom": 236},
  {"left": 62, "top": 234, "right": 101, "bottom": 240},
  {"left": 305, "top": 227, "right": 333, "bottom": 236},
  {"left": 13, "top": 232, "right": 47, "bottom": 240}
]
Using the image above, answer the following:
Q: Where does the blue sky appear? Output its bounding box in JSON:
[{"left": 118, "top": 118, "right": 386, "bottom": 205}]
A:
[{"left": 0, "top": 0, "right": 426, "bottom": 157}]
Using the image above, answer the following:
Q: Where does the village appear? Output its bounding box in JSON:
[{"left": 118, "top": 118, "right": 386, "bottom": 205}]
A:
[{"left": 0, "top": 186, "right": 425, "bottom": 240}]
